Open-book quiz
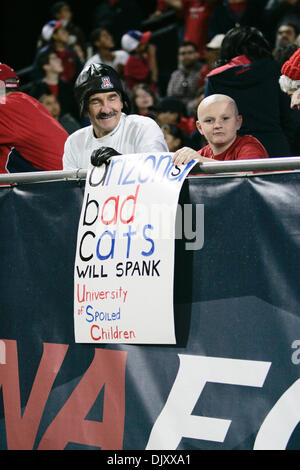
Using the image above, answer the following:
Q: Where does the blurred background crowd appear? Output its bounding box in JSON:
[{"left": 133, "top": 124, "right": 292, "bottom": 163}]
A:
[{"left": 3, "top": 0, "right": 300, "bottom": 159}]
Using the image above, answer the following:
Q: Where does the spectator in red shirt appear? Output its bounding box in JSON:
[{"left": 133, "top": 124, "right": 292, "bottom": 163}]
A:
[
  {"left": 182, "top": 0, "right": 217, "bottom": 59},
  {"left": 28, "top": 49, "right": 80, "bottom": 121},
  {"left": 0, "top": 64, "right": 68, "bottom": 173},
  {"left": 51, "top": 1, "right": 87, "bottom": 59},
  {"left": 172, "top": 93, "right": 268, "bottom": 166},
  {"left": 160, "top": 1, "right": 217, "bottom": 59},
  {"left": 121, "top": 30, "right": 158, "bottom": 92},
  {"left": 32, "top": 20, "right": 83, "bottom": 84}
]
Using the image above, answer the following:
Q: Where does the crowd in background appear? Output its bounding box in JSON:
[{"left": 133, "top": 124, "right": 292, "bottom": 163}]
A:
[{"left": 5, "top": 0, "right": 300, "bottom": 165}]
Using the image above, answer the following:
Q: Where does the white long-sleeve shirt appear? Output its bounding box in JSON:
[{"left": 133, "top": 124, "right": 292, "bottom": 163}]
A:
[
  {"left": 84, "top": 50, "right": 129, "bottom": 70},
  {"left": 63, "top": 113, "right": 168, "bottom": 170}
]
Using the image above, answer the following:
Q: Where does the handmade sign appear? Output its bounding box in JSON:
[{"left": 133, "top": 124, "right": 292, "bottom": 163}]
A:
[{"left": 74, "top": 152, "right": 195, "bottom": 344}]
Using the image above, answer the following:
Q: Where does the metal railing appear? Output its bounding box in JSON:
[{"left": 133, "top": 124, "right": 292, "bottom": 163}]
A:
[
  {"left": 0, "top": 157, "right": 300, "bottom": 185},
  {"left": 189, "top": 156, "right": 300, "bottom": 174},
  {"left": 0, "top": 168, "right": 86, "bottom": 185}
]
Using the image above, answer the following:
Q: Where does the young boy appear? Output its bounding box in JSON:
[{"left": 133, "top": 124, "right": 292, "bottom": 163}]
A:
[
  {"left": 172, "top": 94, "right": 269, "bottom": 166},
  {"left": 51, "top": 1, "right": 86, "bottom": 57},
  {"left": 33, "top": 20, "right": 83, "bottom": 84},
  {"left": 29, "top": 49, "right": 79, "bottom": 120},
  {"left": 84, "top": 28, "right": 128, "bottom": 77}
]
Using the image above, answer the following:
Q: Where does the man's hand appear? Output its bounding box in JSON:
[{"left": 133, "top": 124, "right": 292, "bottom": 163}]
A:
[{"left": 91, "top": 146, "right": 121, "bottom": 166}]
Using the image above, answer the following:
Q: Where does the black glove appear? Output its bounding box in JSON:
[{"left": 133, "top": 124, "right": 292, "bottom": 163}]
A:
[{"left": 91, "top": 146, "right": 122, "bottom": 167}]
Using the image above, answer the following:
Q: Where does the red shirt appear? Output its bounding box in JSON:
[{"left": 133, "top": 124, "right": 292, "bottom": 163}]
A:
[
  {"left": 177, "top": 116, "right": 196, "bottom": 135},
  {"left": 124, "top": 54, "right": 156, "bottom": 92},
  {"left": 48, "top": 83, "right": 59, "bottom": 97},
  {"left": 156, "top": 0, "right": 169, "bottom": 11},
  {"left": 198, "top": 135, "right": 269, "bottom": 161},
  {"left": 0, "top": 92, "right": 68, "bottom": 173},
  {"left": 196, "top": 63, "right": 211, "bottom": 88},
  {"left": 55, "top": 48, "right": 78, "bottom": 83},
  {"left": 228, "top": 1, "right": 246, "bottom": 20},
  {"left": 182, "top": 0, "right": 215, "bottom": 59}
]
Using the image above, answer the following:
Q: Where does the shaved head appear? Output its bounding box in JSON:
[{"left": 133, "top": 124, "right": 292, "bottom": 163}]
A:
[
  {"left": 196, "top": 93, "right": 242, "bottom": 155},
  {"left": 197, "top": 94, "right": 239, "bottom": 120}
]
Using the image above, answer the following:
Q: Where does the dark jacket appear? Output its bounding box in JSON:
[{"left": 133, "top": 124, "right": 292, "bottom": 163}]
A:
[
  {"left": 205, "top": 55, "right": 296, "bottom": 157},
  {"left": 208, "top": 0, "right": 269, "bottom": 40},
  {"left": 93, "top": 0, "right": 144, "bottom": 47}
]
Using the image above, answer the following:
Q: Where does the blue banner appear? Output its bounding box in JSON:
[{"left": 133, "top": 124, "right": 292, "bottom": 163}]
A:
[{"left": 0, "top": 172, "right": 300, "bottom": 450}]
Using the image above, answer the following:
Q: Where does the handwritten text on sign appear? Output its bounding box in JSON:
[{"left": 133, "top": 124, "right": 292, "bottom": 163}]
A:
[{"left": 74, "top": 153, "right": 195, "bottom": 344}]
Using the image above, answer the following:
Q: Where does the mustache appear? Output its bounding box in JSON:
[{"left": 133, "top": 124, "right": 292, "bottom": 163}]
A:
[{"left": 96, "top": 111, "right": 118, "bottom": 119}]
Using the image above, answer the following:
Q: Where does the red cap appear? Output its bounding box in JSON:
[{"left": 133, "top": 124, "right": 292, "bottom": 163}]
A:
[
  {"left": 41, "top": 19, "right": 65, "bottom": 42},
  {"left": 0, "top": 64, "right": 20, "bottom": 89},
  {"left": 281, "top": 48, "right": 300, "bottom": 81},
  {"left": 140, "top": 31, "right": 152, "bottom": 45}
]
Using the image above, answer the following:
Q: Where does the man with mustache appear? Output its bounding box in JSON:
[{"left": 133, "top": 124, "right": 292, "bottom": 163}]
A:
[{"left": 63, "top": 63, "right": 168, "bottom": 170}]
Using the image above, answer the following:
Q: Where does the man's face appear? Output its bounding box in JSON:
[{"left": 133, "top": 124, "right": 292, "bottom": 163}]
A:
[
  {"left": 134, "top": 88, "right": 154, "bottom": 110},
  {"left": 162, "top": 126, "right": 181, "bottom": 152},
  {"left": 57, "top": 5, "right": 72, "bottom": 21},
  {"left": 97, "top": 30, "right": 114, "bottom": 49},
  {"left": 40, "top": 94, "right": 61, "bottom": 119},
  {"left": 53, "top": 26, "right": 69, "bottom": 44},
  {"left": 178, "top": 45, "right": 198, "bottom": 68},
  {"left": 289, "top": 88, "right": 300, "bottom": 110},
  {"left": 196, "top": 99, "right": 242, "bottom": 153},
  {"left": 46, "top": 53, "right": 63, "bottom": 74},
  {"left": 136, "top": 43, "right": 148, "bottom": 54},
  {"left": 156, "top": 111, "right": 179, "bottom": 126},
  {"left": 276, "top": 25, "right": 297, "bottom": 47},
  {"left": 88, "top": 91, "right": 123, "bottom": 138}
]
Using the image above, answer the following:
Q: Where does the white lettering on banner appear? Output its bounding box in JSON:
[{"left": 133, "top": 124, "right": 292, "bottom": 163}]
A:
[
  {"left": 254, "top": 379, "right": 300, "bottom": 450},
  {"left": 146, "top": 354, "right": 271, "bottom": 450},
  {"left": 0, "top": 340, "right": 5, "bottom": 365}
]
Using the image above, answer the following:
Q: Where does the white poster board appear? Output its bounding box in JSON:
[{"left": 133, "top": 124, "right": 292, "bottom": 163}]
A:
[{"left": 74, "top": 152, "right": 195, "bottom": 344}]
